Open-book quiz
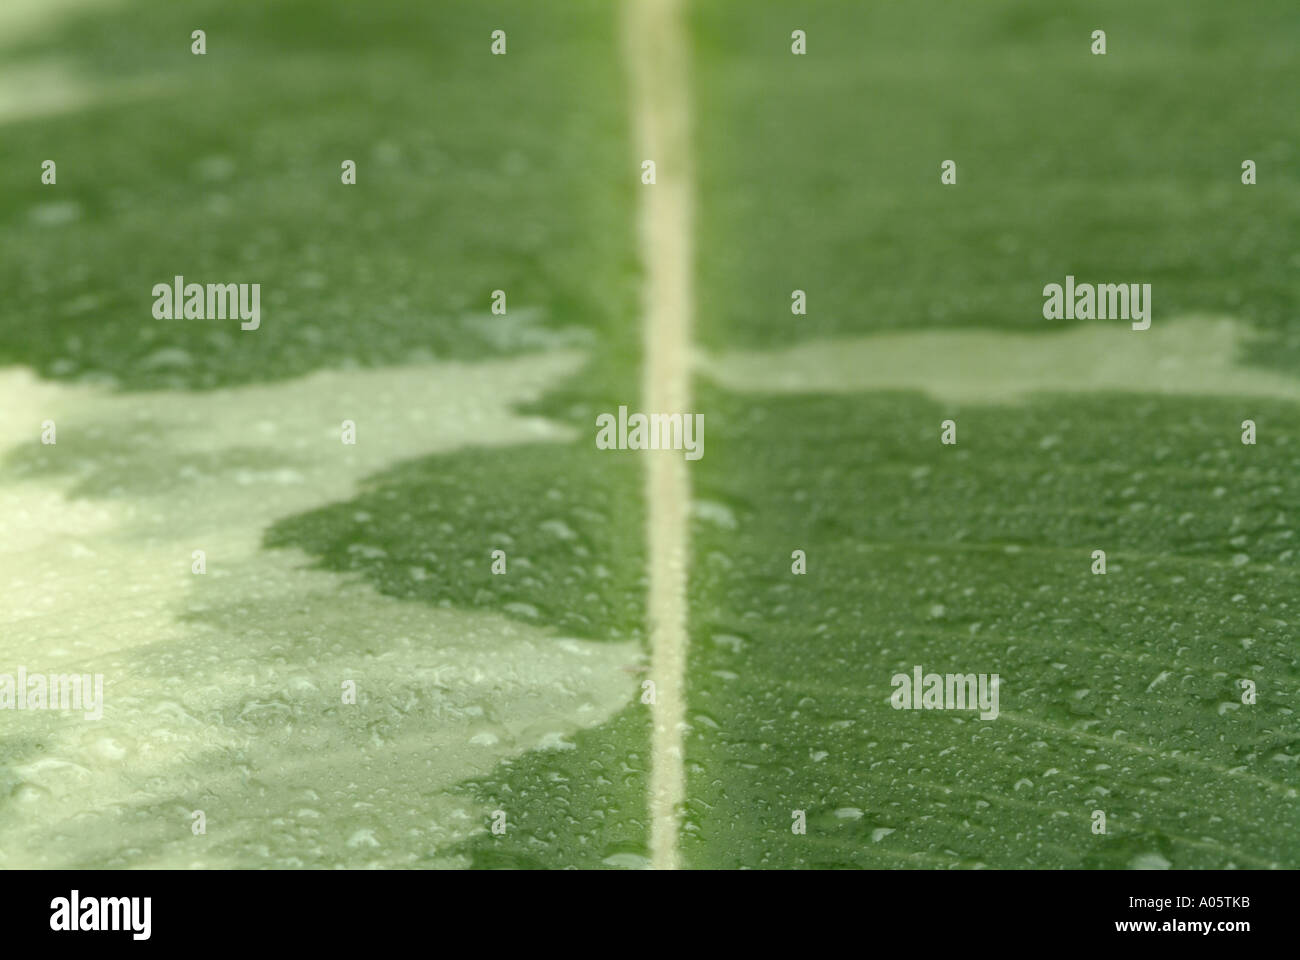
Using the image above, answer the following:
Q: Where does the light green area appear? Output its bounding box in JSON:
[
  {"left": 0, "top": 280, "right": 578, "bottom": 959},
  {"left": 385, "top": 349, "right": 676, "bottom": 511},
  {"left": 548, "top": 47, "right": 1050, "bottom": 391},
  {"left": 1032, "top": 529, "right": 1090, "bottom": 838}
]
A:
[
  {"left": 703, "top": 315, "right": 1300, "bottom": 405},
  {"left": 0, "top": 357, "right": 648, "bottom": 867}
]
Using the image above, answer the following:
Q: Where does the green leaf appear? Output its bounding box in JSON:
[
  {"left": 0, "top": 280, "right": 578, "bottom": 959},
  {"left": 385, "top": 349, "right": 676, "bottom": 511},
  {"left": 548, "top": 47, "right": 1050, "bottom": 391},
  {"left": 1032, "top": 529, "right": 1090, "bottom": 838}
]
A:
[{"left": 2, "top": 0, "right": 1298, "bottom": 871}]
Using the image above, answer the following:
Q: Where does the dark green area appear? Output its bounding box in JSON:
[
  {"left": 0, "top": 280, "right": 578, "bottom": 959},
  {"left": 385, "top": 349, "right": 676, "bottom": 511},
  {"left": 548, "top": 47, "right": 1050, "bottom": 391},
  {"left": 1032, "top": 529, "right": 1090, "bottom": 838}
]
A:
[
  {"left": 0, "top": 0, "right": 638, "bottom": 389},
  {"left": 684, "top": 385, "right": 1300, "bottom": 868},
  {"left": 267, "top": 437, "right": 647, "bottom": 645},
  {"left": 451, "top": 705, "right": 652, "bottom": 869},
  {"left": 691, "top": 0, "right": 1300, "bottom": 373}
]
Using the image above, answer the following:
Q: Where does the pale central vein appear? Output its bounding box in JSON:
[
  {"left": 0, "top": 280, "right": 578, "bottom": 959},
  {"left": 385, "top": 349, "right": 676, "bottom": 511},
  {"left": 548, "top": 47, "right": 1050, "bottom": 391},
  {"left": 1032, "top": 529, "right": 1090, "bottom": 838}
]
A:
[{"left": 626, "top": 0, "right": 694, "bottom": 870}]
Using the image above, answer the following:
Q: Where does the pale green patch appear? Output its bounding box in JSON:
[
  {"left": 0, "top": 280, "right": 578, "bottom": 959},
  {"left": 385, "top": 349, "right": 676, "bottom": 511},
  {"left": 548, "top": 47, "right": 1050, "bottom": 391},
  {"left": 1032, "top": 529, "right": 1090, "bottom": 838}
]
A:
[
  {"left": 0, "top": 2, "right": 126, "bottom": 125},
  {"left": 700, "top": 316, "right": 1300, "bottom": 405},
  {"left": 0, "top": 60, "right": 100, "bottom": 126},
  {"left": 0, "top": 0, "right": 119, "bottom": 49},
  {"left": 0, "top": 0, "right": 162, "bottom": 126},
  {"left": 0, "top": 354, "right": 643, "bottom": 867}
]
